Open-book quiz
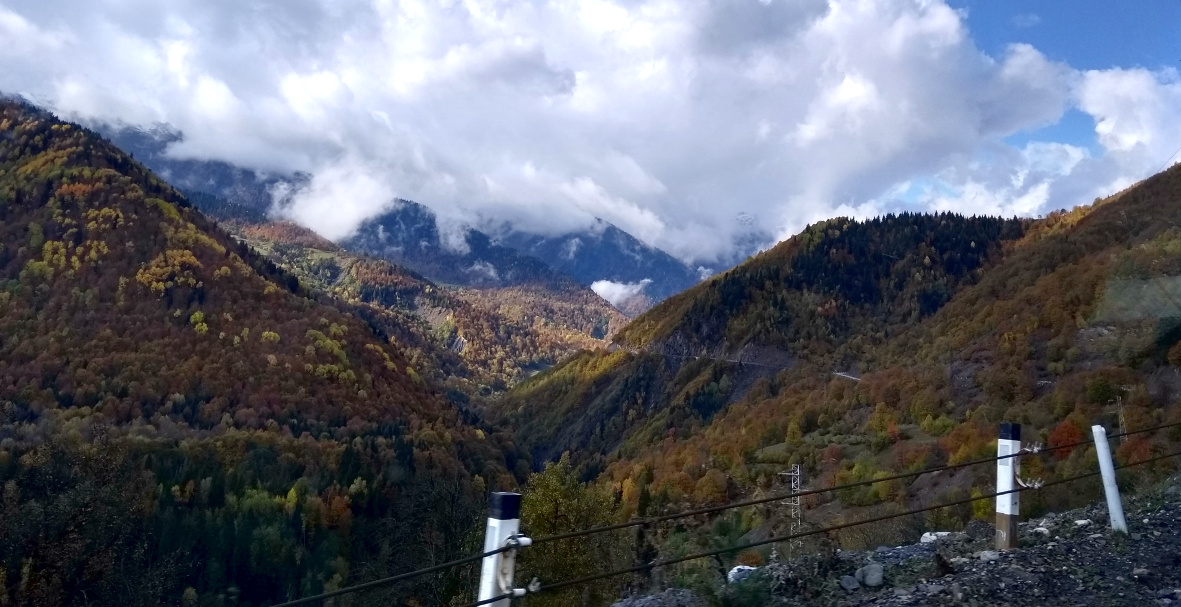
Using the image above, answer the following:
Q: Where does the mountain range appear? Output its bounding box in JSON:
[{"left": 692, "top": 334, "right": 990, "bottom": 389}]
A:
[
  {"left": 100, "top": 124, "right": 711, "bottom": 313},
  {"left": 6, "top": 98, "right": 1181, "bottom": 607}
]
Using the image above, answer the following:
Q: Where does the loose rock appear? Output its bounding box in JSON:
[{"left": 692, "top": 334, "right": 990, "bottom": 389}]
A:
[
  {"left": 964, "top": 519, "right": 993, "bottom": 540},
  {"left": 856, "top": 563, "right": 884, "bottom": 588},
  {"left": 731, "top": 475, "right": 1181, "bottom": 607},
  {"left": 610, "top": 589, "right": 702, "bottom": 607},
  {"left": 920, "top": 532, "right": 950, "bottom": 544}
]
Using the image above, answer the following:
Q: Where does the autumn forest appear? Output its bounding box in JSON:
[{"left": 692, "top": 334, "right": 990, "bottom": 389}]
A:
[{"left": 2, "top": 97, "right": 1181, "bottom": 607}]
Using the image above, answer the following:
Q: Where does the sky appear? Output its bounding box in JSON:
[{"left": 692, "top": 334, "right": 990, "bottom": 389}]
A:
[{"left": 1, "top": 0, "right": 1179, "bottom": 266}]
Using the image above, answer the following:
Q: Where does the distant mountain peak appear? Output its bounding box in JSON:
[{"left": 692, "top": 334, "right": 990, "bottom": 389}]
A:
[
  {"left": 495, "top": 218, "right": 704, "bottom": 314},
  {"left": 94, "top": 123, "right": 714, "bottom": 313}
]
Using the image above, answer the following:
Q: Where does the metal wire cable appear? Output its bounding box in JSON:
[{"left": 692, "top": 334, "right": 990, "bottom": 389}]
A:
[
  {"left": 459, "top": 592, "right": 515, "bottom": 607},
  {"left": 266, "top": 443, "right": 1031, "bottom": 607},
  {"left": 1109, "top": 419, "right": 1181, "bottom": 440},
  {"left": 524, "top": 449, "right": 1181, "bottom": 598},
  {"left": 268, "top": 545, "right": 508, "bottom": 607},
  {"left": 530, "top": 420, "right": 1181, "bottom": 546},
  {"left": 268, "top": 419, "right": 1181, "bottom": 605}
]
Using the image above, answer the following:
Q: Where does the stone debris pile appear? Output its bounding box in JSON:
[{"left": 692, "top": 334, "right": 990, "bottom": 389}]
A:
[{"left": 612, "top": 477, "right": 1181, "bottom": 607}]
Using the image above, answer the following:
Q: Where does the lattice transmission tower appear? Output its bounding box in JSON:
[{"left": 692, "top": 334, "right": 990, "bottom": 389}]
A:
[{"left": 777, "top": 464, "right": 803, "bottom": 560}]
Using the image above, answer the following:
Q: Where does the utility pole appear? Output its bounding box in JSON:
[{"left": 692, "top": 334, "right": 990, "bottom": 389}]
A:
[{"left": 1115, "top": 385, "right": 1132, "bottom": 445}]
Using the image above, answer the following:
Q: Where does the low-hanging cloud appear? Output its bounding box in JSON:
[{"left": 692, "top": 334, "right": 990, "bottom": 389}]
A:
[
  {"left": 591, "top": 279, "right": 652, "bottom": 308},
  {"left": 0, "top": 0, "right": 1177, "bottom": 265}
]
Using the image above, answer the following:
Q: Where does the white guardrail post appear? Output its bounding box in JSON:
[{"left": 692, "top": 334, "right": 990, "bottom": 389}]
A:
[
  {"left": 1091, "top": 425, "right": 1128, "bottom": 533},
  {"left": 478, "top": 492, "right": 533, "bottom": 606},
  {"left": 995, "top": 422, "right": 1020, "bottom": 550}
]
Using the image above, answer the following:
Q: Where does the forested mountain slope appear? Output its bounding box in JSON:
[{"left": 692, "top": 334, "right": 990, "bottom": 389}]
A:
[
  {"left": 102, "top": 123, "right": 293, "bottom": 223},
  {"left": 492, "top": 169, "right": 1181, "bottom": 596},
  {"left": 0, "top": 100, "right": 518, "bottom": 606},
  {"left": 236, "top": 220, "right": 625, "bottom": 396},
  {"left": 493, "top": 213, "right": 1025, "bottom": 472}
]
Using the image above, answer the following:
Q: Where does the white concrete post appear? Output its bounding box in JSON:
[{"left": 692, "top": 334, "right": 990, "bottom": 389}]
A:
[
  {"left": 995, "top": 422, "right": 1020, "bottom": 550},
  {"left": 478, "top": 492, "right": 526, "bottom": 606},
  {"left": 1091, "top": 425, "right": 1128, "bottom": 533}
]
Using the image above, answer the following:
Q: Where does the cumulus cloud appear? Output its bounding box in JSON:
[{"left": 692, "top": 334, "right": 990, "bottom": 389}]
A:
[
  {"left": 906, "top": 66, "right": 1181, "bottom": 217},
  {"left": 0, "top": 0, "right": 1176, "bottom": 265},
  {"left": 592, "top": 279, "right": 652, "bottom": 307}
]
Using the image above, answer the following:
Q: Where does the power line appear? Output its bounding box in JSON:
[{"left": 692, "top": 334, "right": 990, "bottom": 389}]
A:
[
  {"left": 1107, "top": 419, "right": 1181, "bottom": 442},
  {"left": 529, "top": 419, "right": 1181, "bottom": 547},
  {"left": 268, "top": 419, "right": 1181, "bottom": 605},
  {"left": 523, "top": 449, "right": 1181, "bottom": 599},
  {"left": 460, "top": 592, "right": 515, "bottom": 607},
  {"left": 1157, "top": 142, "right": 1181, "bottom": 175},
  {"left": 268, "top": 545, "right": 510, "bottom": 607}
]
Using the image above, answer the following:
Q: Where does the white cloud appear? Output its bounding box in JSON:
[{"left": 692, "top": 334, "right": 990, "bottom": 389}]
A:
[
  {"left": 274, "top": 159, "right": 396, "bottom": 241},
  {"left": 591, "top": 279, "right": 652, "bottom": 307},
  {"left": 0, "top": 0, "right": 1175, "bottom": 265},
  {"left": 1077, "top": 68, "right": 1180, "bottom": 155}
]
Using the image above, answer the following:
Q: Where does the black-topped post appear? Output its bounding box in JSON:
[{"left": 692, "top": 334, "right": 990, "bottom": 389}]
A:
[
  {"left": 996, "top": 423, "right": 1021, "bottom": 549},
  {"left": 478, "top": 492, "right": 523, "bottom": 606}
]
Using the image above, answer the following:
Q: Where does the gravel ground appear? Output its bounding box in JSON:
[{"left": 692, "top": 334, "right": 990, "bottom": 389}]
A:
[
  {"left": 766, "top": 479, "right": 1181, "bottom": 607},
  {"left": 615, "top": 476, "right": 1181, "bottom": 607},
  {"left": 611, "top": 588, "right": 704, "bottom": 607}
]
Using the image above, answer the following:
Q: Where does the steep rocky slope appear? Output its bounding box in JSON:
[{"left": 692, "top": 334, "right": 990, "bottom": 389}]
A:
[{"left": 100, "top": 124, "right": 705, "bottom": 313}]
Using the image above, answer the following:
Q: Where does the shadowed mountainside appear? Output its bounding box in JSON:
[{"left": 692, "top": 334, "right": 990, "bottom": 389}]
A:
[
  {"left": 493, "top": 212, "right": 1026, "bottom": 472},
  {"left": 499, "top": 166, "right": 1181, "bottom": 534}
]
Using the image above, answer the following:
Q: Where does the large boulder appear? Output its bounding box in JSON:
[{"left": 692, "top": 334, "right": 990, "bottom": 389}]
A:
[{"left": 855, "top": 563, "right": 884, "bottom": 587}]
